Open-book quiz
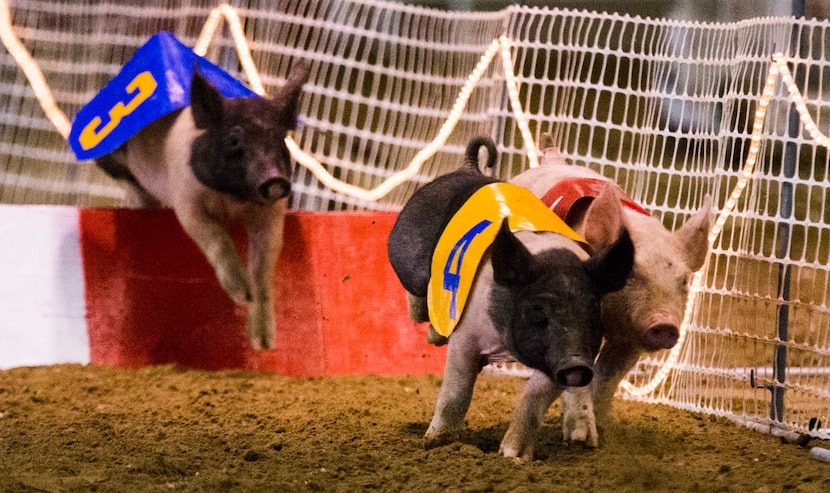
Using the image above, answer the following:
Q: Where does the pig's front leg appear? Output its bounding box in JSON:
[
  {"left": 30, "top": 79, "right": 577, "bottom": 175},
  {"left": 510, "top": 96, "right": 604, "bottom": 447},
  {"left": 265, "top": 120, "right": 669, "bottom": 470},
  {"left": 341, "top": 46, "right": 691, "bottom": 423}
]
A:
[
  {"left": 424, "top": 334, "right": 482, "bottom": 449},
  {"left": 244, "top": 199, "right": 287, "bottom": 350},
  {"left": 500, "top": 370, "right": 563, "bottom": 459},
  {"left": 174, "top": 205, "right": 251, "bottom": 306},
  {"left": 590, "top": 340, "right": 642, "bottom": 424},
  {"left": 561, "top": 386, "right": 598, "bottom": 447},
  {"left": 559, "top": 342, "right": 639, "bottom": 446}
]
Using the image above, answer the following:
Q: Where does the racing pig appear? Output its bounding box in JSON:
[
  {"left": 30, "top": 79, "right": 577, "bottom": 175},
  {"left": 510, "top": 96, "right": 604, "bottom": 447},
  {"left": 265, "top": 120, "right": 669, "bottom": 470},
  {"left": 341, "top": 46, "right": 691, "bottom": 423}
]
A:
[
  {"left": 502, "top": 132, "right": 712, "bottom": 453},
  {"left": 387, "top": 137, "right": 635, "bottom": 449},
  {"left": 95, "top": 61, "right": 310, "bottom": 350}
]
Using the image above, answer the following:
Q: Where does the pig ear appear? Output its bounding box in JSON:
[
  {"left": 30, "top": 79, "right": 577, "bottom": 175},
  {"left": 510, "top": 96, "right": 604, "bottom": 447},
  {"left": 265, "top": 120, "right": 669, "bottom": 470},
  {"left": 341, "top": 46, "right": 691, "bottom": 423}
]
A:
[
  {"left": 581, "top": 182, "right": 625, "bottom": 251},
  {"left": 675, "top": 194, "right": 713, "bottom": 271},
  {"left": 190, "top": 63, "right": 224, "bottom": 129},
  {"left": 491, "top": 218, "right": 534, "bottom": 287},
  {"left": 584, "top": 226, "right": 635, "bottom": 294},
  {"left": 273, "top": 60, "right": 310, "bottom": 129}
]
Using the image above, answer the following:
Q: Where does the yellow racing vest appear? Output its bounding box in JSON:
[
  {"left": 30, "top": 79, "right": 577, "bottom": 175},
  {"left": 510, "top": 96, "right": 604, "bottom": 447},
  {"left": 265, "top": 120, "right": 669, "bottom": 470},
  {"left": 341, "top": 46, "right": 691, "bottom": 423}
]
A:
[{"left": 427, "top": 183, "right": 587, "bottom": 337}]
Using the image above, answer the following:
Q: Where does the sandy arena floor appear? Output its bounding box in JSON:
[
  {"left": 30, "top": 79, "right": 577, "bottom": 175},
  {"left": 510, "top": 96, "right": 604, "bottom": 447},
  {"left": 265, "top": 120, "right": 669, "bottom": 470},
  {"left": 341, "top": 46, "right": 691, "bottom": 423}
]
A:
[{"left": 1, "top": 364, "right": 829, "bottom": 492}]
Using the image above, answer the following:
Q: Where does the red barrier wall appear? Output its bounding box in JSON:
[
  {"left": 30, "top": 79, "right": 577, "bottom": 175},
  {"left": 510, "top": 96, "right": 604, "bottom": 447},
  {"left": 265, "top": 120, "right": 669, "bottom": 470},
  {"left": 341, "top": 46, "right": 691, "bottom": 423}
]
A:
[{"left": 79, "top": 209, "right": 446, "bottom": 376}]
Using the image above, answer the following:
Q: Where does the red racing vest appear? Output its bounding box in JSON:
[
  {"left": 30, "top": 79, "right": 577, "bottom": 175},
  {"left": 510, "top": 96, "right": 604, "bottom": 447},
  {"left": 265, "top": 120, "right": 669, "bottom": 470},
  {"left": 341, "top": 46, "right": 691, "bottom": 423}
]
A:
[{"left": 540, "top": 177, "right": 649, "bottom": 224}]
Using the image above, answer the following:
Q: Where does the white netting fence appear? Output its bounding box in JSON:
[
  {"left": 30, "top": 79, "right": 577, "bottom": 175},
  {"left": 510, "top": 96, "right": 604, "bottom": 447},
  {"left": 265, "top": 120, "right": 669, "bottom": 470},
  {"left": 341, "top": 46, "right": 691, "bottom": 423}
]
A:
[{"left": 2, "top": 0, "right": 830, "bottom": 440}]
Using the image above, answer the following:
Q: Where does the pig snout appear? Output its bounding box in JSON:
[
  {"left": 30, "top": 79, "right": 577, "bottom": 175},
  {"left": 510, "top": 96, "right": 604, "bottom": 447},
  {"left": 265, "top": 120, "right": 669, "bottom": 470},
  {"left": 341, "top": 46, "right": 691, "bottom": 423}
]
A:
[
  {"left": 641, "top": 311, "right": 681, "bottom": 350},
  {"left": 554, "top": 357, "right": 594, "bottom": 387},
  {"left": 643, "top": 322, "right": 680, "bottom": 350},
  {"left": 258, "top": 177, "right": 291, "bottom": 201}
]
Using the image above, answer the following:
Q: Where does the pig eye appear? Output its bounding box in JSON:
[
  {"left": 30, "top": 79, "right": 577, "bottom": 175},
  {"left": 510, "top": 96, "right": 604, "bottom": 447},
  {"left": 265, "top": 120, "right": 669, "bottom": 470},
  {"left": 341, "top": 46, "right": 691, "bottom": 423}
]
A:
[
  {"left": 679, "top": 273, "right": 692, "bottom": 292},
  {"left": 224, "top": 126, "right": 244, "bottom": 156},
  {"left": 525, "top": 304, "right": 548, "bottom": 330}
]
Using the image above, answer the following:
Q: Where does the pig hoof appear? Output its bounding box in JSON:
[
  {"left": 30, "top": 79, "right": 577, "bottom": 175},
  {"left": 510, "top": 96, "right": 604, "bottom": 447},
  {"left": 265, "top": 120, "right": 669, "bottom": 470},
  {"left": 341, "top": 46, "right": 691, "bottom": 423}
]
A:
[
  {"left": 567, "top": 427, "right": 588, "bottom": 443},
  {"left": 423, "top": 431, "right": 457, "bottom": 450},
  {"left": 248, "top": 333, "right": 275, "bottom": 351},
  {"left": 246, "top": 315, "right": 276, "bottom": 350},
  {"left": 499, "top": 444, "right": 533, "bottom": 460},
  {"left": 248, "top": 326, "right": 276, "bottom": 350},
  {"left": 562, "top": 413, "right": 599, "bottom": 448},
  {"left": 563, "top": 425, "right": 598, "bottom": 448},
  {"left": 426, "top": 325, "right": 448, "bottom": 346},
  {"left": 566, "top": 437, "right": 598, "bottom": 449},
  {"left": 499, "top": 445, "right": 518, "bottom": 458}
]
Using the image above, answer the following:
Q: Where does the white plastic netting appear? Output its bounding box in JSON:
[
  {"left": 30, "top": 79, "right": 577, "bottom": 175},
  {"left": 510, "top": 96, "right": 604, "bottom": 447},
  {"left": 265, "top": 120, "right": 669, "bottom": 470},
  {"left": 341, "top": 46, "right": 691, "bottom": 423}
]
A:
[{"left": 2, "top": 0, "right": 830, "bottom": 440}]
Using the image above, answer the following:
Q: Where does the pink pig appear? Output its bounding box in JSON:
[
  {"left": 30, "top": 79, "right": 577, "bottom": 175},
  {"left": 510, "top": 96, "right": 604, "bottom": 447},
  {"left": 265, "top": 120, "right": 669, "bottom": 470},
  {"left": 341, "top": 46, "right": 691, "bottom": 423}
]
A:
[
  {"left": 500, "top": 133, "right": 712, "bottom": 456},
  {"left": 95, "top": 61, "right": 310, "bottom": 350}
]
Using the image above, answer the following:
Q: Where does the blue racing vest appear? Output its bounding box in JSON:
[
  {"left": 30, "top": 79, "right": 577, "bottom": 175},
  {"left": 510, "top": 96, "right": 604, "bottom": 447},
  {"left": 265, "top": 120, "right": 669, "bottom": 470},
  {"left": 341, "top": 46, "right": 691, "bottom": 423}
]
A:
[{"left": 69, "top": 31, "right": 259, "bottom": 161}]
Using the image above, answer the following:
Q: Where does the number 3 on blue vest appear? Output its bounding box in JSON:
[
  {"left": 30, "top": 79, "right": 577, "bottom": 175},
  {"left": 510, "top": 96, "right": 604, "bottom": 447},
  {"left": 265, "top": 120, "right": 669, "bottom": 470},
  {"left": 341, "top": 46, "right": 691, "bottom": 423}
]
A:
[{"left": 78, "top": 71, "right": 158, "bottom": 151}]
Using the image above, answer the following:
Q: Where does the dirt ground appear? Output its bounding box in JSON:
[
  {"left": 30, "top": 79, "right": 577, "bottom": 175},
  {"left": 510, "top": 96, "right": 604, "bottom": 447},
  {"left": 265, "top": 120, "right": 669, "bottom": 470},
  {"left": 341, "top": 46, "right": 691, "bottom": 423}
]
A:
[{"left": 1, "top": 364, "right": 828, "bottom": 492}]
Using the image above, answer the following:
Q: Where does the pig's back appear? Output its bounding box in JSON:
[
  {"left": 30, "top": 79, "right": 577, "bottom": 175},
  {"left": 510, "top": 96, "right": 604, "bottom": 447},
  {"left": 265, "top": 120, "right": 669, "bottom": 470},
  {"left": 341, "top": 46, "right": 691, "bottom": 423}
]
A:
[
  {"left": 116, "top": 110, "right": 187, "bottom": 204},
  {"left": 511, "top": 163, "right": 603, "bottom": 198},
  {"left": 388, "top": 168, "right": 497, "bottom": 297}
]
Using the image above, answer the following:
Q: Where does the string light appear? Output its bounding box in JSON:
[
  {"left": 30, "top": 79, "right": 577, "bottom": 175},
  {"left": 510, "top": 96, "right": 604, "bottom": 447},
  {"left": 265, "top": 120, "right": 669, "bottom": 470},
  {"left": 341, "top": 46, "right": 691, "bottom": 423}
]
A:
[
  {"left": 0, "top": 0, "right": 71, "bottom": 138},
  {"left": 284, "top": 36, "right": 503, "bottom": 202},
  {"left": 499, "top": 35, "right": 539, "bottom": 169},
  {"left": 194, "top": 4, "right": 265, "bottom": 96},
  {"left": 281, "top": 33, "right": 543, "bottom": 201}
]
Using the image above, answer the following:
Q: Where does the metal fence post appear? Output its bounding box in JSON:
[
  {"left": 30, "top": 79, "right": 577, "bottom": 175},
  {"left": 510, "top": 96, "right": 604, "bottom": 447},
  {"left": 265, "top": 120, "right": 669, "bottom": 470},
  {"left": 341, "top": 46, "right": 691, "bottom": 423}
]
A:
[{"left": 771, "top": 0, "right": 806, "bottom": 423}]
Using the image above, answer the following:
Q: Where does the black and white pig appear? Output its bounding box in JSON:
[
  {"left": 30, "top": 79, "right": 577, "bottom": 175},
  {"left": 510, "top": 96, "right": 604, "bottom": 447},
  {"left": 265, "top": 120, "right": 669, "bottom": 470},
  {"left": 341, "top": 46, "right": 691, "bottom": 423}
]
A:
[
  {"left": 387, "top": 137, "right": 636, "bottom": 450},
  {"left": 501, "top": 132, "right": 713, "bottom": 455},
  {"left": 95, "top": 61, "right": 310, "bottom": 350}
]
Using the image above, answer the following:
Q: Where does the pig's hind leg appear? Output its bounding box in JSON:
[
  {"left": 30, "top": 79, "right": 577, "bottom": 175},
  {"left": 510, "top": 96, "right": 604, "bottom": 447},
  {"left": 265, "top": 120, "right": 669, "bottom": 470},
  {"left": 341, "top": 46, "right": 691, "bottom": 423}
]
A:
[
  {"left": 406, "top": 294, "right": 449, "bottom": 346},
  {"left": 500, "top": 370, "right": 564, "bottom": 459},
  {"left": 407, "top": 293, "right": 429, "bottom": 323}
]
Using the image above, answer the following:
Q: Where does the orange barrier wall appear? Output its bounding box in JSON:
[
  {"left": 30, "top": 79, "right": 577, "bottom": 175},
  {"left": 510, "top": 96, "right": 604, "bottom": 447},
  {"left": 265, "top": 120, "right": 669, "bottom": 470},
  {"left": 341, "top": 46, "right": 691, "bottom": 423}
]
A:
[{"left": 79, "top": 209, "right": 446, "bottom": 376}]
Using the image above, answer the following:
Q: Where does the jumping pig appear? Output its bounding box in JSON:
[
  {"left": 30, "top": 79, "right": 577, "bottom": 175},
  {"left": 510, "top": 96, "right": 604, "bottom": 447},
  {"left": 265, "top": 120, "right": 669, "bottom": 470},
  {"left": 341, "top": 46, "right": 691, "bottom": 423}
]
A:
[
  {"left": 503, "top": 132, "right": 712, "bottom": 453},
  {"left": 95, "top": 61, "right": 310, "bottom": 350},
  {"left": 387, "top": 137, "right": 636, "bottom": 450}
]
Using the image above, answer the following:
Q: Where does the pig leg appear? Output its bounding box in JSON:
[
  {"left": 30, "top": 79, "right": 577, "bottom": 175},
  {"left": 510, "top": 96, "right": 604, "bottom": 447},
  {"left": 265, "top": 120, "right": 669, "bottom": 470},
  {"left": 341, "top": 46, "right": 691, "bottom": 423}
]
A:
[
  {"left": 426, "top": 325, "right": 448, "bottom": 346},
  {"left": 244, "top": 199, "right": 287, "bottom": 350},
  {"left": 558, "top": 343, "right": 639, "bottom": 446},
  {"left": 173, "top": 205, "right": 251, "bottom": 306},
  {"left": 407, "top": 293, "right": 429, "bottom": 323},
  {"left": 500, "top": 370, "right": 563, "bottom": 459},
  {"left": 590, "top": 341, "right": 643, "bottom": 423},
  {"left": 561, "top": 387, "right": 598, "bottom": 447},
  {"left": 424, "top": 336, "right": 483, "bottom": 448},
  {"left": 406, "top": 294, "right": 449, "bottom": 346}
]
